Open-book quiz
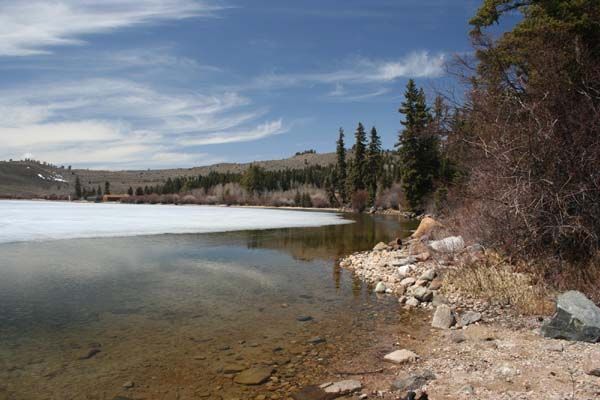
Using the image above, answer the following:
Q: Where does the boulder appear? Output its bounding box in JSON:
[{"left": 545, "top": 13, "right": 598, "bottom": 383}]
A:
[
  {"left": 373, "top": 242, "right": 389, "bottom": 251},
  {"left": 541, "top": 290, "right": 600, "bottom": 342},
  {"left": 394, "top": 257, "right": 417, "bottom": 267},
  {"left": 429, "top": 236, "right": 465, "bottom": 253},
  {"left": 384, "top": 349, "right": 419, "bottom": 364},
  {"left": 431, "top": 305, "right": 455, "bottom": 329},
  {"left": 374, "top": 282, "right": 387, "bottom": 293},
  {"left": 411, "top": 216, "right": 441, "bottom": 239},
  {"left": 391, "top": 370, "right": 435, "bottom": 392},
  {"left": 408, "top": 286, "right": 433, "bottom": 302},
  {"left": 234, "top": 367, "right": 274, "bottom": 385},
  {"left": 458, "top": 311, "right": 482, "bottom": 327},
  {"left": 388, "top": 237, "right": 403, "bottom": 250},
  {"left": 405, "top": 297, "right": 420, "bottom": 307}
]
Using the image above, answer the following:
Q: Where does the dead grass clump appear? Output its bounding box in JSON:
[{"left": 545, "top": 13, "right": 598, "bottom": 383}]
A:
[{"left": 444, "top": 254, "right": 554, "bottom": 316}]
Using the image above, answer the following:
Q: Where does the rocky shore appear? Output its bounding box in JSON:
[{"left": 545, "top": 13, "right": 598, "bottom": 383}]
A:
[{"left": 295, "top": 217, "right": 600, "bottom": 400}]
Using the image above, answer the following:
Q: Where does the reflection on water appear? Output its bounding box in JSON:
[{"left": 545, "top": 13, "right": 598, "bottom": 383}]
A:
[{"left": 0, "top": 212, "right": 415, "bottom": 400}]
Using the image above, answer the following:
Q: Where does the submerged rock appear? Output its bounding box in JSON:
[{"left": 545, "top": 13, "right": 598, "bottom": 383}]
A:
[
  {"left": 541, "top": 290, "right": 600, "bottom": 342},
  {"left": 292, "top": 385, "right": 336, "bottom": 400},
  {"left": 321, "top": 380, "right": 362, "bottom": 395},
  {"left": 233, "top": 367, "right": 274, "bottom": 385},
  {"left": 375, "top": 282, "right": 387, "bottom": 293}
]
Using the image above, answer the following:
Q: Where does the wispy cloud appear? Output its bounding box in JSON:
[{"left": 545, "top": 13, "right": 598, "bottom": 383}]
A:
[
  {"left": 0, "top": 79, "right": 285, "bottom": 168},
  {"left": 248, "top": 51, "right": 446, "bottom": 91},
  {"left": 0, "top": 0, "right": 223, "bottom": 56}
]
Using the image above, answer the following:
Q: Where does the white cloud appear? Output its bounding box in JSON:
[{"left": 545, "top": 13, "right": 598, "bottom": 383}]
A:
[
  {"left": 0, "top": 79, "right": 285, "bottom": 168},
  {"left": 0, "top": 0, "right": 223, "bottom": 56},
  {"left": 249, "top": 51, "right": 446, "bottom": 91}
]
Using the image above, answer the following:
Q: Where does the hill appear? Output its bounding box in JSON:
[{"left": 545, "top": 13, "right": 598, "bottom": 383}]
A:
[{"left": 0, "top": 152, "right": 339, "bottom": 198}]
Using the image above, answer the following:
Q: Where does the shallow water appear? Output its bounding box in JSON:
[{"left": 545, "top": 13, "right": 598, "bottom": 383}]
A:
[{"left": 0, "top": 211, "right": 416, "bottom": 400}]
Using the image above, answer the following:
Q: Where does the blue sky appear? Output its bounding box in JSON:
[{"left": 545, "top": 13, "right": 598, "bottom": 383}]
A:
[{"left": 0, "top": 0, "right": 481, "bottom": 169}]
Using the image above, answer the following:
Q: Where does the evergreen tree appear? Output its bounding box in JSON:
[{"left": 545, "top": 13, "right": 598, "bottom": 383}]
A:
[
  {"left": 366, "top": 126, "right": 383, "bottom": 206},
  {"left": 136, "top": 187, "right": 144, "bottom": 196},
  {"left": 97, "top": 185, "right": 102, "bottom": 197},
  {"left": 396, "top": 79, "right": 440, "bottom": 210},
  {"left": 104, "top": 181, "right": 111, "bottom": 195},
  {"left": 74, "top": 176, "right": 82, "bottom": 199},
  {"left": 349, "top": 122, "right": 367, "bottom": 193},
  {"left": 335, "top": 128, "right": 347, "bottom": 204},
  {"left": 127, "top": 186, "right": 133, "bottom": 196},
  {"left": 294, "top": 190, "right": 302, "bottom": 206},
  {"left": 325, "top": 172, "right": 338, "bottom": 207}
]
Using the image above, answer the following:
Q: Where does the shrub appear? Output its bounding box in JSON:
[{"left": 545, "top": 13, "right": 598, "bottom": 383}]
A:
[{"left": 351, "top": 190, "right": 368, "bottom": 212}]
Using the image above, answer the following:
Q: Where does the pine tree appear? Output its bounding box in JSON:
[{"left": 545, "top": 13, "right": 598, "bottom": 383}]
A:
[
  {"left": 396, "top": 79, "right": 440, "bottom": 210},
  {"left": 366, "top": 126, "right": 383, "bottom": 206},
  {"left": 127, "top": 186, "right": 133, "bottom": 196},
  {"left": 74, "top": 176, "right": 82, "bottom": 199},
  {"left": 97, "top": 185, "right": 103, "bottom": 197},
  {"left": 349, "top": 122, "right": 367, "bottom": 193},
  {"left": 335, "top": 128, "right": 347, "bottom": 204},
  {"left": 104, "top": 181, "right": 111, "bottom": 195}
]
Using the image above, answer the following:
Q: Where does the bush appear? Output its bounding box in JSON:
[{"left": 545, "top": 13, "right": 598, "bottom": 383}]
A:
[{"left": 351, "top": 190, "right": 368, "bottom": 212}]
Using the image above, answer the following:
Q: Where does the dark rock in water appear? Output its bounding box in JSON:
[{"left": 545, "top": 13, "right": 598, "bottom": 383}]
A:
[
  {"left": 79, "top": 348, "right": 101, "bottom": 360},
  {"left": 391, "top": 370, "right": 436, "bottom": 392},
  {"left": 587, "top": 368, "right": 600, "bottom": 377},
  {"left": 297, "top": 315, "right": 313, "bottom": 322},
  {"left": 307, "top": 337, "right": 326, "bottom": 345},
  {"left": 403, "top": 392, "right": 429, "bottom": 400},
  {"left": 292, "top": 385, "right": 336, "bottom": 400},
  {"left": 112, "top": 397, "right": 134, "bottom": 400},
  {"left": 541, "top": 291, "right": 600, "bottom": 343}
]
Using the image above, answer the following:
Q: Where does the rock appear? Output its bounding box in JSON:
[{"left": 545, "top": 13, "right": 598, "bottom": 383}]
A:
[
  {"left": 466, "top": 244, "right": 485, "bottom": 253},
  {"left": 321, "top": 380, "right": 362, "bottom": 395},
  {"left": 383, "top": 349, "right": 419, "bottom": 364},
  {"left": 420, "top": 269, "right": 436, "bottom": 281},
  {"left": 495, "top": 364, "right": 520, "bottom": 379},
  {"left": 459, "top": 385, "right": 475, "bottom": 395},
  {"left": 411, "top": 216, "right": 441, "bottom": 239},
  {"left": 307, "top": 337, "right": 326, "bottom": 345},
  {"left": 297, "top": 315, "right": 313, "bottom": 322},
  {"left": 234, "top": 367, "right": 274, "bottom": 385},
  {"left": 291, "top": 386, "right": 336, "bottom": 400},
  {"left": 388, "top": 237, "right": 403, "bottom": 250},
  {"left": 122, "top": 381, "right": 134, "bottom": 389},
  {"left": 408, "top": 286, "right": 433, "bottom": 302},
  {"left": 541, "top": 291, "right": 600, "bottom": 342},
  {"left": 394, "top": 257, "right": 417, "bottom": 267},
  {"left": 222, "top": 363, "right": 247, "bottom": 373},
  {"left": 587, "top": 368, "right": 600, "bottom": 377},
  {"left": 458, "top": 311, "right": 482, "bottom": 327},
  {"left": 79, "top": 348, "right": 101, "bottom": 360},
  {"left": 415, "top": 252, "right": 431, "bottom": 262},
  {"left": 397, "top": 265, "right": 413, "bottom": 278},
  {"left": 450, "top": 331, "right": 466, "bottom": 343},
  {"left": 391, "top": 370, "right": 435, "bottom": 392},
  {"left": 401, "top": 277, "right": 417, "bottom": 287},
  {"left": 431, "top": 293, "right": 448, "bottom": 306},
  {"left": 429, "top": 236, "right": 465, "bottom": 253},
  {"left": 374, "top": 282, "right": 387, "bottom": 293},
  {"left": 373, "top": 242, "right": 389, "bottom": 251},
  {"left": 431, "top": 305, "right": 455, "bottom": 329},
  {"left": 405, "top": 297, "right": 420, "bottom": 307},
  {"left": 545, "top": 342, "right": 564, "bottom": 352},
  {"left": 428, "top": 279, "right": 443, "bottom": 291},
  {"left": 415, "top": 279, "right": 429, "bottom": 287}
]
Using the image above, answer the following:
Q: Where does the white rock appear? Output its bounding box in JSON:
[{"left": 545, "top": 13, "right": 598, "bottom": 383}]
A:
[
  {"left": 397, "top": 265, "right": 413, "bottom": 277},
  {"left": 431, "top": 304, "right": 456, "bottom": 329},
  {"left": 420, "top": 269, "right": 436, "bottom": 281},
  {"left": 383, "top": 349, "right": 419, "bottom": 364},
  {"left": 405, "top": 297, "right": 420, "bottom": 307},
  {"left": 374, "top": 282, "right": 386, "bottom": 293},
  {"left": 429, "top": 236, "right": 465, "bottom": 253}
]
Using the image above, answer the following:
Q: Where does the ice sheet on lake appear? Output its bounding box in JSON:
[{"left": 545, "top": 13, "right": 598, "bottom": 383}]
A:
[{"left": 0, "top": 200, "right": 351, "bottom": 244}]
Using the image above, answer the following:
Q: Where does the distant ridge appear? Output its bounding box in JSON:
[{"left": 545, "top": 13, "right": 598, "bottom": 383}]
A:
[{"left": 0, "top": 152, "right": 339, "bottom": 198}]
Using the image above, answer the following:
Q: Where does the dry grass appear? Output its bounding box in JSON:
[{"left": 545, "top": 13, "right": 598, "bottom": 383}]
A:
[{"left": 443, "top": 253, "right": 555, "bottom": 316}]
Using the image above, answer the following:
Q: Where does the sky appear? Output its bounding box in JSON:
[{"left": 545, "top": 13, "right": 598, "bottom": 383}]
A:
[{"left": 0, "top": 0, "right": 482, "bottom": 170}]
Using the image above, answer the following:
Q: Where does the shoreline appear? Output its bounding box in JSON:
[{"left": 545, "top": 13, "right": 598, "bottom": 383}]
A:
[{"left": 313, "top": 227, "right": 600, "bottom": 399}]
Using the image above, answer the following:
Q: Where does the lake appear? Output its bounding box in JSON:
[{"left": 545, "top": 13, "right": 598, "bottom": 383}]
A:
[{"left": 0, "top": 201, "right": 416, "bottom": 400}]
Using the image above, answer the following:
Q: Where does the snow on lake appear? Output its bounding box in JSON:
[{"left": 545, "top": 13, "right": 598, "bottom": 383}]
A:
[{"left": 0, "top": 200, "right": 351, "bottom": 244}]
